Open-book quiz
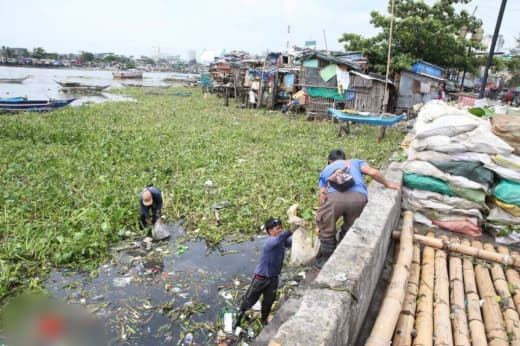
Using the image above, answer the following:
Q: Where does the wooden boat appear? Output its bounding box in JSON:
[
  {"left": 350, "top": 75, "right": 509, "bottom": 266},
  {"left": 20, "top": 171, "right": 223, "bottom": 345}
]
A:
[
  {"left": 0, "top": 76, "right": 30, "bottom": 83},
  {"left": 55, "top": 80, "right": 110, "bottom": 93},
  {"left": 327, "top": 108, "right": 405, "bottom": 126},
  {"left": 112, "top": 70, "right": 143, "bottom": 79},
  {"left": 0, "top": 98, "right": 75, "bottom": 112}
]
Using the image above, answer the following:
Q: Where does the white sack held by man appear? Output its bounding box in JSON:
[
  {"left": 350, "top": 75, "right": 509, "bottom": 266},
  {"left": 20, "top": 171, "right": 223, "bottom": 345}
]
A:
[{"left": 287, "top": 204, "right": 319, "bottom": 266}]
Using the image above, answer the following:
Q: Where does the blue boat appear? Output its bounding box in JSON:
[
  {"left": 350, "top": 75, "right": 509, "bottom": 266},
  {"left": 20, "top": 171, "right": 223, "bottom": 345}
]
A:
[
  {"left": 327, "top": 108, "right": 405, "bottom": 126},
  {"left": 0, "top": 98, "right": 76, "bottom": 112}
]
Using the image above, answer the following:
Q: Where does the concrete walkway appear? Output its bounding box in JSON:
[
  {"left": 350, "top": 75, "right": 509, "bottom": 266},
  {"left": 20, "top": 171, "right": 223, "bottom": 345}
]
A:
[{"left": 255, "top": 161, "right": 403, "bottom": 346}]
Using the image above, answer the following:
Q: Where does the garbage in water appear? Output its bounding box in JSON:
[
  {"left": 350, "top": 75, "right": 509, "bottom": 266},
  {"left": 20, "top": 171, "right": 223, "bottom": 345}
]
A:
[
  {"left": 152, "top": 222, "right": 171, "bottom": 241},
  {"left": 185, "top": 332, "right": 194, "bottom": 344},
  {"left": 112, "top": 276, "right": 132, "bottom": 287},
  {"left": 224, "top": 312, "right": 235, "bottom": 333},
  {"left": 44, "top": 221, "right": 308, "bottom": 344}
]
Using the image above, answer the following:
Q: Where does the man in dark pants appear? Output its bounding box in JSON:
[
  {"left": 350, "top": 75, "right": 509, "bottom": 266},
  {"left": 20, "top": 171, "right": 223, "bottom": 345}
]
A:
[
  {"left": 139, "top": 186, "right": 163, "bottom": 228},
  {"left": 235, "top": 218, "right": 294, "bottom": 327},
  {"left": 315, "top": 149, "right": 400, "bottom": 268}
]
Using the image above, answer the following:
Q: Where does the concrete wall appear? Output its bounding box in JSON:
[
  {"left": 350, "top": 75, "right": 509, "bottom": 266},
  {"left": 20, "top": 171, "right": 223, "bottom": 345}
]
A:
[{"left": 258, "top": 161, "right": 403, "bottom": 346}]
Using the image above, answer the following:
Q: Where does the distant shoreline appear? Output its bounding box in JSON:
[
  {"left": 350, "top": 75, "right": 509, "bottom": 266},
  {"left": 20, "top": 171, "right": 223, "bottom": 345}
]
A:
[{"left": 0, "top": 63, "right": 191, "bottom": 73}]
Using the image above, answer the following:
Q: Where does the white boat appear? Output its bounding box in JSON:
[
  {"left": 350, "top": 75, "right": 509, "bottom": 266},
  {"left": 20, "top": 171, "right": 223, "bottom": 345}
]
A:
[{"left": 112, "top": 70, "right": 143, "bottom": 79}]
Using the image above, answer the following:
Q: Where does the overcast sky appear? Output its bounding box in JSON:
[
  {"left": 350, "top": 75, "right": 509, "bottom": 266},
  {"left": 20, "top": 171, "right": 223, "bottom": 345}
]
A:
[{"left": 1, "top": 0, "right": 517, "bottom": 60}]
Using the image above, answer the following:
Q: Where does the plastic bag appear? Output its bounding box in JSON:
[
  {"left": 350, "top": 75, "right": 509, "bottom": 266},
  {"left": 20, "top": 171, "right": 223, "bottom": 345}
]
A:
[
  {"left": 152, "top": 222, "right": 171, "bottom": 241},
  {"left": 287, "top": 204, "right": 319, "bottom": 266}
]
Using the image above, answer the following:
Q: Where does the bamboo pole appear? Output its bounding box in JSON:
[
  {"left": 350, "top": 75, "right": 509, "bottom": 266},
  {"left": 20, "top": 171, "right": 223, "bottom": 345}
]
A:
[
  {"left": 434, "top": 236, "right": 453, "bottom": 346},
  {"left": 498, "top": 247, "right": 520, "bottom": 313},
  {"left": 484, "top": 243, "right": 520, "bottom": 345},
  {"left": 413, "top": 232, "right": 435, "bottom": 346},
  {"left": 448, "top": 238, "right": 470, "bottom": 346},
  {"left": 392, "top": 232, "right": 520, "bottom": 268},
  {"left": 461, "top": 239, "right": 487, "bottom": 346},
  {"left": 366, "top": 211, "right": 414, "bottom": 346},
  {"left": 472, "top": 241, "right": 508, "bottom": 346},
  {"left": 393, "top": 242, "right": 421, "bottom": 346}
]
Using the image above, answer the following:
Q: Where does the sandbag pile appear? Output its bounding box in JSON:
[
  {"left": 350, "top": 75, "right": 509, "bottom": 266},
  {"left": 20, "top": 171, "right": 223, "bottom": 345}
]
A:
[{"left": 403, "top": 100, "right": 520, "bottom": 243}]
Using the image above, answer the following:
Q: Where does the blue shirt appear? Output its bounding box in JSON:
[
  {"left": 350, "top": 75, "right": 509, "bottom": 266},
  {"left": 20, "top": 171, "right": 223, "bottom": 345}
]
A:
[
  {"left": 254, "top": 230, "right": 292, "bottom": 278},
  {"left": 319, "top": 159, "right": 368, "bottom": 196},
  {"left": 139, "top": 186, "right": 163, "bottom": 219}
]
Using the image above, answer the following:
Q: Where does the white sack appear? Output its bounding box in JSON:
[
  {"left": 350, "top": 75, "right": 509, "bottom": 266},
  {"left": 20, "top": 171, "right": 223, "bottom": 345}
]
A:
[
  {"left": 418, "top": 100, "right": 468, "bottom": 122},
  {"left": 287, "top": 204, "right": 319, "bottom": 266},
  {"left": 415, "top": 115, "right": 478, "bottom": 139}
]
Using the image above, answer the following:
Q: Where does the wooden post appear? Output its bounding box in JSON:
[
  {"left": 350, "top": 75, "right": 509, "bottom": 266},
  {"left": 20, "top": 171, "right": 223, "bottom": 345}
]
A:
[
  {"left": 434, "top": 236, "right": 453, "bottom": 346},
  {"left": 449, "top": 238, "right": 470, "bottom": 346}
]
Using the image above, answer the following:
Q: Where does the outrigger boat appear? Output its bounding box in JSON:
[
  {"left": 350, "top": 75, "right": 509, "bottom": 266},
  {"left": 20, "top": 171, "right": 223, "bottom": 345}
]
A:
[
  {"left": 327, "top": 108, "right": 405, "bottom": 126},
  {"left": 112, "top": 70, "right": 143, "bottom": 79},
  {"left": 0, "top": 76, "right": 30, "bottom": 83},
  {"left": 54, "top": 80, "right": 110, "bottom": 93},
  {"left": 0, "top": 98, "right": 75, "bottom": 113}
]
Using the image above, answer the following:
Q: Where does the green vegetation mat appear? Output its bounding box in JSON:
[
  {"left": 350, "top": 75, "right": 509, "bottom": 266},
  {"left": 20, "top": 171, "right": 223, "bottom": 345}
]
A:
[{"left": 0, "top": 87, "right": 404, "bottom": 300}]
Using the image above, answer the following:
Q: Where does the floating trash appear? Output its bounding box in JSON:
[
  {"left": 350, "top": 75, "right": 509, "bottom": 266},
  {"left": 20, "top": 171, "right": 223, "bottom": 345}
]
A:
[{"left": 112, "top": 277, "right": 132, "bottom": 287}]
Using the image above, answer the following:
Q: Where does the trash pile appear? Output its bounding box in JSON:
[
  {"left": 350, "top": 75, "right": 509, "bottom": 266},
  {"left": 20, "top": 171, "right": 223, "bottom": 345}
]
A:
[{"left": 402, "top": 100, "right": 520, "bottom": 244}]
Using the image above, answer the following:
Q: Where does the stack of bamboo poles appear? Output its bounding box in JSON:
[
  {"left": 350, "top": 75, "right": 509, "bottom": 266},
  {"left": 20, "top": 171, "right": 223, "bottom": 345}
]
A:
[{"left": 367, "top": 217, "right": 520, "bottom": 346}]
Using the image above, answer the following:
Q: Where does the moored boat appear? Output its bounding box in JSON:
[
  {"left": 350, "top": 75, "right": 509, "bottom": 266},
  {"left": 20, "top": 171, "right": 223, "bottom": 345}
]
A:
[
  {"left": 55, "top": 80, "right": 110, "bottom": 93},
  {"left": 0, "top": 76, "right": 30, "bottom": 83},
  {"left": 0, "top": 98, "right": 76, "bottom": 112},
  {"left": 112, "top": 70, "right": 143, "bottom": 79}
]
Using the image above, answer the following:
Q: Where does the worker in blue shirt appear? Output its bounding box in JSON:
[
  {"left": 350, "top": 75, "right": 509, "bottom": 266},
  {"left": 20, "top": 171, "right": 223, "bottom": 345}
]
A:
[
  {"left": 315, "top": 149, "right": 400, "bottom": 268},
  {"left": 139, "top": 186, "right": 163, "bottom": 228},
  {"left": 235, "top": 217, "right": 294, "bottom": 327}
]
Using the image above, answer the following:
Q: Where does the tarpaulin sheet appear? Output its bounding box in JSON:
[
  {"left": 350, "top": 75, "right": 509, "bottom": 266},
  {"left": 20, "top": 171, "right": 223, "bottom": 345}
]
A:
[
  {"left": 307, "top": 87, "right": 344, "bottom": 101},
  {"left": 319, "top": 64, "right": 337, "bottom": 82}
]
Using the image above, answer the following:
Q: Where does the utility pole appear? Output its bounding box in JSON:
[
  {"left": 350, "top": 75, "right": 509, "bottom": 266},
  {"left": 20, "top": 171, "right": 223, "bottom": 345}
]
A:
[
  {"left": 323, "top": 29, "right": 328, "bottom": 52},
  {"left": 479, "top": 0, "right": 507, "bottom": 98}
]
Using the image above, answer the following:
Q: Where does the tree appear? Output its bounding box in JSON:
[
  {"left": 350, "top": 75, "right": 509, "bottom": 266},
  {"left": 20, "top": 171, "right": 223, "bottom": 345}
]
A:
[
  {"left": 1, "top": 46, "right": 14, "bottom": 58},
  {"left": 32, "top": 47, "right": 47, "bottom": 59},
  {"left": 80, "top": 51, "right": 95, "bottom": 62},
  {"left": 339, "top": 0, "right": 483, "bottom": 74}
]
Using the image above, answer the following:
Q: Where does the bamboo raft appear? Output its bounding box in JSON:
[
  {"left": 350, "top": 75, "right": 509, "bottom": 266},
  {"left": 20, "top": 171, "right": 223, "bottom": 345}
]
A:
[{"left": 367, "top": 213, "right": 520, "bottom": 346}]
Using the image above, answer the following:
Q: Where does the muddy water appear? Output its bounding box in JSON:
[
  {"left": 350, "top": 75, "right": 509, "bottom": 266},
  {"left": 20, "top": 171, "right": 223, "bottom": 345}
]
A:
[{"left": 44, "top": 222, "right": 302, "bottom": 345}]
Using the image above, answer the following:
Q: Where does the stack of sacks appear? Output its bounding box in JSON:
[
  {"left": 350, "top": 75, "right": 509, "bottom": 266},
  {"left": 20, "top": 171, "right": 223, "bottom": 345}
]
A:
[
  {"left": 486, "top": 114, "right": 520, "bottom": 244},
  {"left": 403, "top": 100, "right": 516, "bottom": 239}
]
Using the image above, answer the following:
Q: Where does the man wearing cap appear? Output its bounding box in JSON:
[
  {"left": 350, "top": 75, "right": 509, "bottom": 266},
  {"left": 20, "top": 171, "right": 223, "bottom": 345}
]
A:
[
  {"left": 139, "top": 186, "right": 163, "bottom": 228},
  {"left": 234, "top": 218, "right": 294, "bottom": 328}
]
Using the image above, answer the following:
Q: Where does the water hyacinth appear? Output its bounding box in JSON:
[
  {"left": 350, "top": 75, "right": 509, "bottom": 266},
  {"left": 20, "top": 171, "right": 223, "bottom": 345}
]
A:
[{"left": 0, "top": 87, "right": 404, "bottom": 300}]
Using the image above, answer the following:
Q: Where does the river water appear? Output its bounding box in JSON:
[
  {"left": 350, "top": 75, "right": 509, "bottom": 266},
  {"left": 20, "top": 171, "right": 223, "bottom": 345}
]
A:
[
  {"left": 0, "top": 66, "right": 197, "bottom": 105},
  {"left": 40, "top": 223, "right": 305, "bottom": 345}
]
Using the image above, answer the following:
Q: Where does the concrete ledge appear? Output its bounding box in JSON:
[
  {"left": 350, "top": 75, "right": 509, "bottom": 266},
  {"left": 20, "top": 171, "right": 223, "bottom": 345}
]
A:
[{"left": 259, "top": 161, "right": 403, "bottom": 346}]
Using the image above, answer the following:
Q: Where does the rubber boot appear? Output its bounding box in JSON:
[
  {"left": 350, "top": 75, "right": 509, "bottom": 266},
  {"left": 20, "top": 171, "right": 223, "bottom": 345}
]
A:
[{"left": 314, "top": 239, "right": 337, "bottom": 269}]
